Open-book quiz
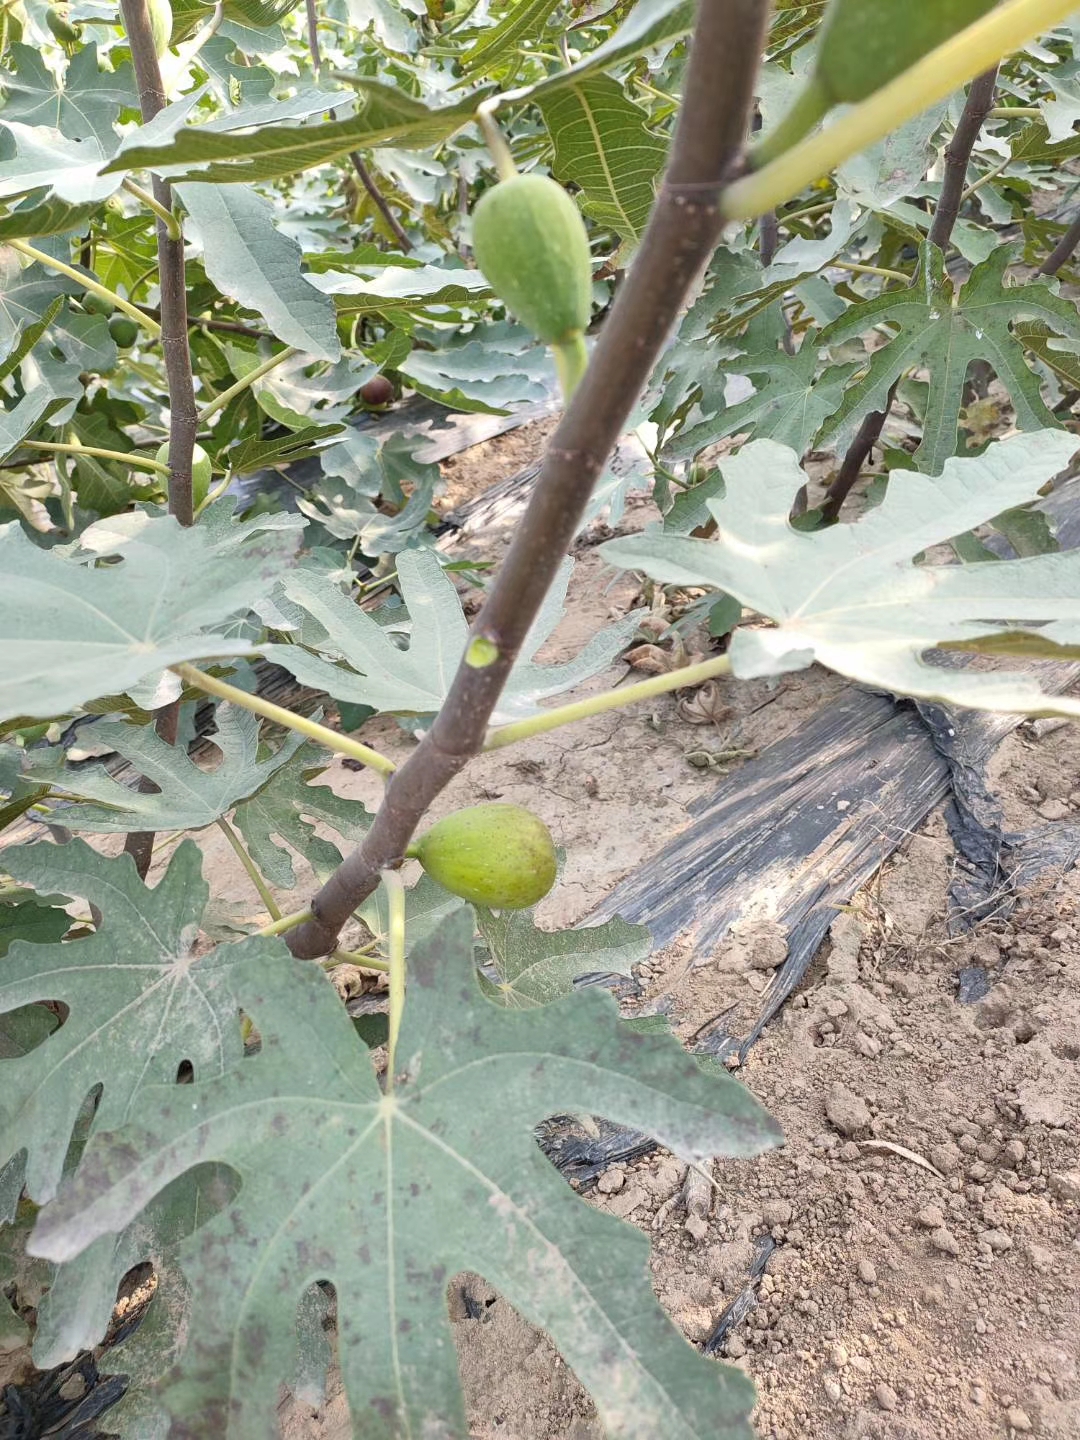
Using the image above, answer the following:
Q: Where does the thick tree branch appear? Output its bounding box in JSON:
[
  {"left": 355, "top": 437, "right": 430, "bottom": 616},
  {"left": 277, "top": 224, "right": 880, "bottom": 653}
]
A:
[
  {"left": 285, "top": 0, "right": 772, "bottom": 958},
  {"left": 119, "top": 0, "right": 197, "bottom": 528},
  {"left": 120, "top": 0, "right": 198, "bottom": 876},
  {"left": 823, "top": 68, "right": 998, "bottom": 525}
]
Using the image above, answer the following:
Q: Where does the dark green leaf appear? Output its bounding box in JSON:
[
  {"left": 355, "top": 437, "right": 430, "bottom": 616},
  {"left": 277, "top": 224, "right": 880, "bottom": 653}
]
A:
[{"left": 32, "top": 909, "right": 779, "bottom": 1438}]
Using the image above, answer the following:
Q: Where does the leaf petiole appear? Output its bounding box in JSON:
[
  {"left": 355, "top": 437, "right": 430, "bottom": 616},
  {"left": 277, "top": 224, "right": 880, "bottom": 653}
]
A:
[
  {"left": 216, "top": 816, "right": 281, "bottom": 921},
  {"left": 21, "top": 441, "right": 171, "bottom": 475},
  {"left": 484, "top": 654, "right": 734, "bottom": 751},
  {"left": 725, "top": 0, "right": 1079, "bottom": 220},
  {"left": 7, "top": 239, "right": 162, "bottom": 339},
  {"left": 122, "top": 178, "right": 182, "bottom": 240},
  {"left": 382, "top": 868, "right": 406, "bottom": 1087},
  {"left": 258, "top": 907, "right": 313, "bottom": 938},
  {"left": 197, "top": 347, "right": 299, "bottom": 425},
  {"left": 173, "top": 664, "right": 397, "bottom": 776}
]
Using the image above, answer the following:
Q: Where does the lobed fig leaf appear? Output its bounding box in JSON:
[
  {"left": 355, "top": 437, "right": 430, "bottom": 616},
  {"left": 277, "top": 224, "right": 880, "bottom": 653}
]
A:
[{"left": 30, "top": 908, "right": 782, "bottom": 1439}]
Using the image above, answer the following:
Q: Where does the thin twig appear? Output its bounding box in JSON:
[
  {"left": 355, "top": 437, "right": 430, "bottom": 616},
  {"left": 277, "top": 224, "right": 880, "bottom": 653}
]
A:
[
  {"left": 285, "top": 0, "right": 771, "bottom": 959},
  {"left": 927, "top": 66, "right": 999, "bottom": 249},
  {"left": 305, "top": 0, "right": 411, "bottom": 250},
  {"left": 1039, "top": 210, "right": 1080, "bottom": 276},
  {"left": 348, "top": 152, "right": 413, "bottom": 252},
  {"left": 823, "top": 67, "right": 998, "bottom": 526}
]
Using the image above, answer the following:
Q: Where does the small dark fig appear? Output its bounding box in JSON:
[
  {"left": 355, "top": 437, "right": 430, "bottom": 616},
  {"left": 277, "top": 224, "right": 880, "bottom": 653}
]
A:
[{"left": 360, "top": 374, "right": 394, "bottom": 408}]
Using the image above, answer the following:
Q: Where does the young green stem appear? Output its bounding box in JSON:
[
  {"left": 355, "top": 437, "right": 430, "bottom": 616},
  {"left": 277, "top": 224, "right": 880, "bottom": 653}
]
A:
[
  {"left": 382, "top": 868, "right": 406, "bottom": 1088},
  {"left": 552, "top": 334, "right": 589, "bottom": 402},
  {"left": 21, "top": 441, "right": 170, "bottom": 475},
  {"left": 258, "top": 907, "right": 313, "bottom": 938},
  {"left": 197, "top": 347, "right": 298, "bottom": 425},
  {"left": 7, "top": 240, "right": 161, "bottom": 338},
  {"left": 724, "top": 0, "right": 1078, "bottom": 221},
  {"left": 173, "top": 664, "right": 397, "bottom": 775},
  {"left": 331, "top": 942, "right": 389, "bottom": 973},
  {"left": 122, "top": 178, "right": 182, "bottom": 240},
  {"left": 216, "top": 816, "right": 281, "bottom": 921},
  {"left": 484, "top": 654, "right": 734, "bottom": 751},
  {"left": 477, "top": 103, "right": 519, "bottom": 183},
  {"left": 194, "top": 472, "right": 234, "bottom": 516},
  {"left": 832, "top": 261, "right": 909, "bottom": 285}
]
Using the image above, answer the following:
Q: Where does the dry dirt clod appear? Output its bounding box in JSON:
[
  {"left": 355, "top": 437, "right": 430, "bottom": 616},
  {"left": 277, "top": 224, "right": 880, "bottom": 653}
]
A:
[
  {"left": 825, "top": 1081, "right": 872, "bottom": 1136},
  {"left": 875, "top": 1382, "right": 898, "bottom": 1411},
  {"left": 1048, "top": 1169, "right": 1080, "bottom": 1203},
  {"left": 596, "top": 1168, "right": 625, "bottom": 1195},
  {"left": 1007, "top": 1408, "right": 1033, "bottom": 1432},
  {"left": 979, "top": 1227, "right": 1013, "bottom": 1253},
  {"left": 930, "top": 1226, "right": 961, "bottom": 1256}
]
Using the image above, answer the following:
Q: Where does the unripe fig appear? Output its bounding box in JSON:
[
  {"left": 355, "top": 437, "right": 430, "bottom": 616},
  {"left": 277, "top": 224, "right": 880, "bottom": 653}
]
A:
[
  {"left": 471, "top": 173, "right": 592, "bottom": 346},
  {"left": 155, "top": 441, "right": 213, "bottom": 508},
  {"left": 360, "top": 374, "right": 394, "bottom": 407},
  {"left": 45, "top": 6, "right": 80, "bottom": 43},
  {"left": 816, "top": 0, "right": 997, "bottom": 105},
  {"left": 82, "top": 292, "right": 114, "bottom": 318},
  {"left": 409, "top": 803, "right": 557, "bottom": 910},
  {"left": 109, "top": 316, "right": 139, "bottom": 348}
]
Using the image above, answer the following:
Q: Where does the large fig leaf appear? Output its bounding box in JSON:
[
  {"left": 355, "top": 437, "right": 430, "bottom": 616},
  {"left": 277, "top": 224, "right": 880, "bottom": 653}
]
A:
[
  {"left": 0, "top": 510, "right": 300, "bottom": 723},
  {"left": 0, "top": 44, "right": 136, "bottom": 149},
  {"left": 31, "top": 909, "right": 780, "bottom": 1439},
  {"left": 0, "top": 840, "right": 280, "bottom": 1204},
  {"left": 101, "top": 83, "right": 488, "bottom": 185},
  {"left": 25, "top": 705, "right": 304, "bottom": 834},
  {"left": 177, "top": 182, "right": 341, "bottom": 361},
  {"left": 264, "top": 548, "right": 640, "bottom": 723},
  {"left": 537, "top": 76, "right": 666, "bottom": 245},
  {"left": 601, "top": 431, "right": 1080, "bottom": 717},
  {"left": 818, "top": 243, "right": 1080, "bottom": 473}
]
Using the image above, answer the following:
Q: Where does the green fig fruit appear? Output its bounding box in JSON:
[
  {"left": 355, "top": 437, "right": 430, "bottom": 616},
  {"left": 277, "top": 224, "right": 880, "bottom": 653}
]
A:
[
  {"left": 155, "top": 440, "right": 213, "bottom": 508},
  {"left": 82, "top": 292, "right": 114, "bottom": 317},
  {"left": 45, "top": 6, "right": 80, "bottom": 44},
  {"left": 409, "top": 802, "right": 557, "bottom": 910},
  {"left": 471, "top": 173, "right": 592, "bottom": 346},
  {"left": 108, "top": 315, "right": 140, "bottom": 348}
]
